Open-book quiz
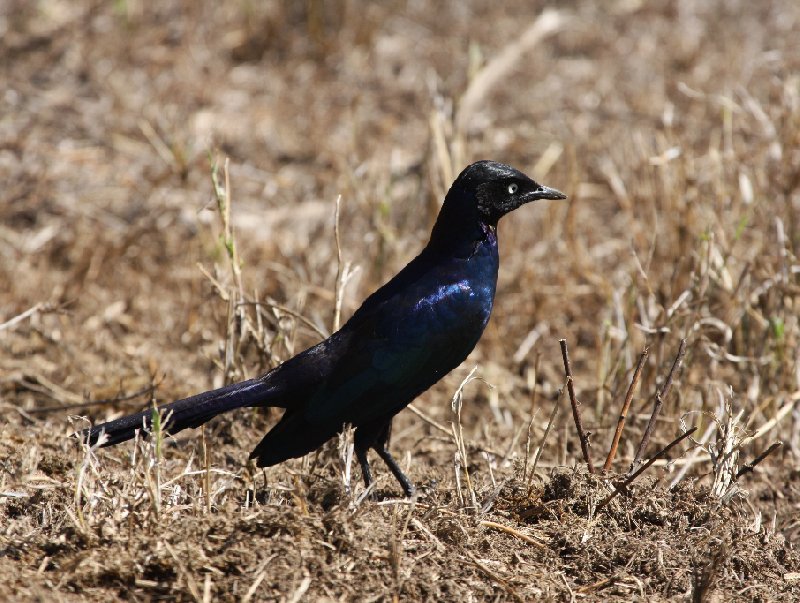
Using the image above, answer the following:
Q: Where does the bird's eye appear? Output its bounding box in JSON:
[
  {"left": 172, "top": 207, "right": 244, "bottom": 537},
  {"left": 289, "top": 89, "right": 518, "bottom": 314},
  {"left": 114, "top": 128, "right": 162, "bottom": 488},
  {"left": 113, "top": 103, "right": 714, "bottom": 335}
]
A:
[{"left": 508, "top": 183, "right": 518, "bottom": 194}]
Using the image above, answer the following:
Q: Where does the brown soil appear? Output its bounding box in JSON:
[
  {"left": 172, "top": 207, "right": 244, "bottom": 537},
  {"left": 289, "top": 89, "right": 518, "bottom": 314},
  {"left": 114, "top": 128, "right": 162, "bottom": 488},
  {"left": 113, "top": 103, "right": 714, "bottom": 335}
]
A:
[{"left": 2, "top": 1, "right": 799, "bottom": 601}]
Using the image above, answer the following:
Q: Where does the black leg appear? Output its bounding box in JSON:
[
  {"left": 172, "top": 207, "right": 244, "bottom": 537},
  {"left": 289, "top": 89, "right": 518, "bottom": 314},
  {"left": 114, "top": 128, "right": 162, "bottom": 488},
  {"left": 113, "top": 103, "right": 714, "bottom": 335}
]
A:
[
  {"left": 373, "top": 420, "right": 415, "bottom": 497},
  {"left": 354, "top": 439, "right": 373, "bottom": 490},
  {"left": 354, "top": 418, "right": 415, "bottom": 497},
  {"left": 375, "top": 447, "right": 415, "bottom": 497}
]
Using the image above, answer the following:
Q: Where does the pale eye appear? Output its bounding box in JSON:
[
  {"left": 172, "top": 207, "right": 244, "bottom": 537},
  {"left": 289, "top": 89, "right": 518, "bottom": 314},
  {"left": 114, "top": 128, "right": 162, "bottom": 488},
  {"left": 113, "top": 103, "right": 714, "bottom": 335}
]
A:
[{"left": 507, "top": 183, "right": 518, "bottom": 194}]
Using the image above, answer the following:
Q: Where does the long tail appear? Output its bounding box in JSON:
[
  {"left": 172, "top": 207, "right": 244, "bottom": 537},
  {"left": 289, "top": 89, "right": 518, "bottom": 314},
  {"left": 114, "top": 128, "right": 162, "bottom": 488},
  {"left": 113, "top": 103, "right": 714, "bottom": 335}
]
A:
[{"left": 82, "top": 378, "right": 277, "bottom": 447}]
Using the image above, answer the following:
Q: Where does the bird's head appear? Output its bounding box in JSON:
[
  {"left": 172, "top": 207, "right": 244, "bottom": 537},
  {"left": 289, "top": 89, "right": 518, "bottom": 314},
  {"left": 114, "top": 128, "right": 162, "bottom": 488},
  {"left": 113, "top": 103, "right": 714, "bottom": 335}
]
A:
[{"left": 454, "top": 160, "right": 566, "bottom": 225}]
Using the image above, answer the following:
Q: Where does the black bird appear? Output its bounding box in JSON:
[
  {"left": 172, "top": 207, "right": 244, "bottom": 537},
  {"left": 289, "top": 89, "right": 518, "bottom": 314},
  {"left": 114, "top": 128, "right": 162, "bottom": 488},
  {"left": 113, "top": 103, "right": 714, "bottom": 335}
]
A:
[{"left": 83, "top": 161, "right": 565, "bottom": 496}]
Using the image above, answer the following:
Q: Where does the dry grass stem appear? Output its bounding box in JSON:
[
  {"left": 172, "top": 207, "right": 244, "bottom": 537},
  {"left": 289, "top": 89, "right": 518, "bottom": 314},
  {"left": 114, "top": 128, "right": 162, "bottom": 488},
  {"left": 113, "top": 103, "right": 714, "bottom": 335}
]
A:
[
  {"left": 630, "top": 339, "right": 687, "bottom": 474},
  {"left": 462, "top": 551, "right": 525, "bottom": 603},
  {"left": 479, "top": 520, "right": 549, "bottom": 549},
  {"left": 3, "top": 2, "right": 798, "bottom": 599},
  {"left": 740, "top": 394, "right": 798, "bottom": 447},
  {"left": 202, "top": 424, "right": 211, "bottom": 513},
  {"left": 331, "top": 194, "right": 360, "bottom": 333},
  {"left": 669, "top": 422, "right": 717, "bottom": 489},
  {"left": 456, "top": 10, "right": 565, "bottom": 133},
  {"left": 559, "top": 339, "right": 595, "bottom": 474},
  {"left": 521, "top": 354, "right": 540, "bottom": 483},
  {"left": 29, "top": 381, "right": 159, "bottom": 414},
  {"left": 210, "top": 157, "right": 243, "bottom": 295},
  {"left": 529, "top": 386, "right": 563, "bottom": 483},
  {"left": 0, "top": 301, "right": 58, "bottom": 332},
  {"left": 451, "top": 366, "right": 483, "bottom": 508},
  {"left": 603, "top": 347, "right": 649, "bottom": 471}
]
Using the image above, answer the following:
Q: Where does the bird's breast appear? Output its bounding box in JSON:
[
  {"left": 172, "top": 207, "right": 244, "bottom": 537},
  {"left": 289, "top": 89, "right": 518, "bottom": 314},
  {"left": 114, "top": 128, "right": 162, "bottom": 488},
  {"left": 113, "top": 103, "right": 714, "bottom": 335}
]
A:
[
  {"left": 412, "top": 278, "right": 493, "bottom": 326},
  {"left": 404, "top": 246, "right": 499, "bottom": 348}
]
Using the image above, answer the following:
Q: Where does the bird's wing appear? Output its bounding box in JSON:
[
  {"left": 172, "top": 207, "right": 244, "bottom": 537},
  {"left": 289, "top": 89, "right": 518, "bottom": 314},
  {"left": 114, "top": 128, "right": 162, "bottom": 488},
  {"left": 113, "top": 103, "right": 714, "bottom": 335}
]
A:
[
  {"left": 249, "top": 294, "right": 449, "bottom": 467},
  {"left": 303, "top": 282, "right": 479, "bottom": 426}
]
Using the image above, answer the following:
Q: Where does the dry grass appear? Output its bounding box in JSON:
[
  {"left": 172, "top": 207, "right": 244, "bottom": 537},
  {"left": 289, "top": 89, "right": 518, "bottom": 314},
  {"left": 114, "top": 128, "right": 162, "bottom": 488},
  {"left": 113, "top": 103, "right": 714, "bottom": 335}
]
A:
[{"left": 2, "top": 0, "right": 799, "bottom": 600}]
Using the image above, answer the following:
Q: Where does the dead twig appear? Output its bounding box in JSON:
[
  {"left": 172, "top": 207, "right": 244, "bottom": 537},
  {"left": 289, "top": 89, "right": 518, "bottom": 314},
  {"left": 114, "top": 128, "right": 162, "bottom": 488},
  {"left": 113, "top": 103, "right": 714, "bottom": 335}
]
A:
[
  {"left": 286, "top": 573, "right": 312, "bottom": 603},
  {"left": 0, "top": 301, "right": 61, "bottom": 332},
  {"left": 238, "top": 300, "right": 329, "bottom": 340},
  {"left": 598, "top": 427, "right": 697, "bottom": 511},
  {"left": 559, "top": 339, "right": 594, "bottom": 474},
  {"left": 630, "top": 339, "right": 686, "bottom": 474},
  {"left": 603, "top": 347, "right": 649, "bottom": 471},
  {"left": 407, "top": 403, "right": 451, "bottom": 437},
  {"left": 407, "top": 403, "right": 506, "bottom": 459},
  {"left": 462, "top": 550, "right": 525, "bottom": 603},
  {"left": 522, "top": 353, "right": 541, "bottom": 484},
  {"left": 479, "top": 520, "right": 549, "bottom": 549},
  {"left": 576, "top": 575, "right": 619, "bottom": 594},
  {"left": 736, "top": 441, "right": 782, "bottom": 478},
  {"left": 27, "top": 381, "right": 160, "bottom": 414},
  {"left": 529, "top": 386, "right": 563, "bottom": 485}
]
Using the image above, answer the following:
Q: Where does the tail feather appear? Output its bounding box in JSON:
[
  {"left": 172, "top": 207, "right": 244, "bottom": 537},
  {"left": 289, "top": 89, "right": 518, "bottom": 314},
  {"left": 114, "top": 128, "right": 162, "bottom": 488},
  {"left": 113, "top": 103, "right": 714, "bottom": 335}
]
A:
[
  {"left": 82, "top": 378, "right": 276, "bottom": 447},
  {"left": 249, "top": 410, "right": 336, "bottom": 467}
]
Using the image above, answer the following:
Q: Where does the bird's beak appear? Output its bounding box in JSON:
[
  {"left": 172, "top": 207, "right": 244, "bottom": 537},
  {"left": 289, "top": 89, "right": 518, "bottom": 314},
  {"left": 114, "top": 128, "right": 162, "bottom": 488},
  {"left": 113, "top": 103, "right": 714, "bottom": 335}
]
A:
[{"left": 527, "top": 184, "right": 567, "bottom": 201}]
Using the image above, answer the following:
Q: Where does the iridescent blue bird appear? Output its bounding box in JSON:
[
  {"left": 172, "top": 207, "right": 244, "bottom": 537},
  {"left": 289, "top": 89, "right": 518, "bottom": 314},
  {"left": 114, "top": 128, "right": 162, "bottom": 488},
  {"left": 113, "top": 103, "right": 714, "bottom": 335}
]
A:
[{"left": 84, "top": 161, "right": 565, "bottom": 496}]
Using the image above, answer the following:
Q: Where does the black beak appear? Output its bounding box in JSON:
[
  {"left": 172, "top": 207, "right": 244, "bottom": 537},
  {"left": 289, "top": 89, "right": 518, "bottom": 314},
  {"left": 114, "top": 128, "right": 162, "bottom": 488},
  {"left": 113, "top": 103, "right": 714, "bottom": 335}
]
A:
[{"left": 528, "top": 184, "right": 567, "bottom": 201}]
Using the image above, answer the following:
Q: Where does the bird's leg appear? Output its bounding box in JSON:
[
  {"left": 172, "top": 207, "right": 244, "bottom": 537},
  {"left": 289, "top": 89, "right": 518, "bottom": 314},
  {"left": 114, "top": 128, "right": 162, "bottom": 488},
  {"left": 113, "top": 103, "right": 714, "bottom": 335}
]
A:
[
  {"left": 375, "top": 447, "right": 414, "bottom": 497},
  {"left": 373, "top": 420, "right": 415, "bottom": 497},
  {"left": 354, "top": 442, "right": 374, "bottom": 491}
]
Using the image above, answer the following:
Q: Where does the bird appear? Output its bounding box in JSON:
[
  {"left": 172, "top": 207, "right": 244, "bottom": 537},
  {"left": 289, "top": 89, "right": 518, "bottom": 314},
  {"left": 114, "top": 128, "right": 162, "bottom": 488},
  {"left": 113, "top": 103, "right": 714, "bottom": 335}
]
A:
[{"left": 83, "top": 160, "right": 565, "bottom": 496}]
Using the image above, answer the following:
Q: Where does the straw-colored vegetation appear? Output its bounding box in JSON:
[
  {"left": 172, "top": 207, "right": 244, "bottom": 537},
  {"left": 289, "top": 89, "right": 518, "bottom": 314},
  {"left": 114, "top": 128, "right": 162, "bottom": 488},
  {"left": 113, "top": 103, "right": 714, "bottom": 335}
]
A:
[{"left": 1, "top": 1, "right": 798, "bottom": 600}]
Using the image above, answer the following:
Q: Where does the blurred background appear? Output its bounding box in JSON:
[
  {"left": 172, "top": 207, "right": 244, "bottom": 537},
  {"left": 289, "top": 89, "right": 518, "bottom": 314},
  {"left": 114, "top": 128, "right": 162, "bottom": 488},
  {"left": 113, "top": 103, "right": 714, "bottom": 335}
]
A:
[{"left": 1, "top": 0, "right": 798, "bottom": 599}]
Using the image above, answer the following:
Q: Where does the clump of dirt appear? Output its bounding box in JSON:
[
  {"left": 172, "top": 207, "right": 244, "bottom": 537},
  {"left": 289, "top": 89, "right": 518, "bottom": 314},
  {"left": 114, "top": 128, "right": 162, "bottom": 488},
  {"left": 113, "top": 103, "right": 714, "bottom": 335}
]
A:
[{"left": 499, "top": 469, "right": 797, "bottom": 600}]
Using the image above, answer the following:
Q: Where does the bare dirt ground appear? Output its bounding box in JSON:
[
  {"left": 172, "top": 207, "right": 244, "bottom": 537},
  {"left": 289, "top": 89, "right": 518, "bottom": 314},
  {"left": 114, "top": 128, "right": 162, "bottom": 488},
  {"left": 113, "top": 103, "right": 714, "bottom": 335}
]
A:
[{"left": 2, "top": 1, "right": 799, "bottom": 601}]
